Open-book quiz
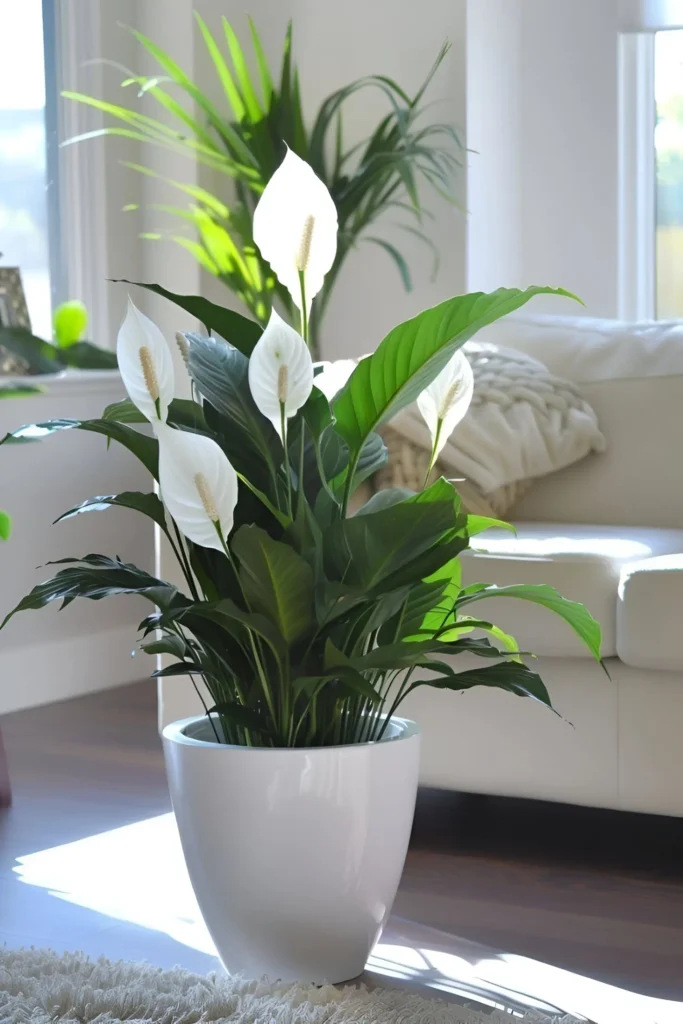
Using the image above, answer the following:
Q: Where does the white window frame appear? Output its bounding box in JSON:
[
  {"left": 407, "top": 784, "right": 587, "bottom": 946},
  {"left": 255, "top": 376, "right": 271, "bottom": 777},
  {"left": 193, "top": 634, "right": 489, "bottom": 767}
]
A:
[
  {"left": 49, "top": 0, "right": 110, "bottom": 345},
  {"left": 618, "top": 31, "right": 656, "bottom": 320}
]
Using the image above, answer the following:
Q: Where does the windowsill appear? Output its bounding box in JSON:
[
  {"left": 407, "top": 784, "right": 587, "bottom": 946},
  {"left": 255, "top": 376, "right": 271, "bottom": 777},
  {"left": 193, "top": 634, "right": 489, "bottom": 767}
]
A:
[{"left": 2, "top": 368, "right": 121, "bottom": 398}]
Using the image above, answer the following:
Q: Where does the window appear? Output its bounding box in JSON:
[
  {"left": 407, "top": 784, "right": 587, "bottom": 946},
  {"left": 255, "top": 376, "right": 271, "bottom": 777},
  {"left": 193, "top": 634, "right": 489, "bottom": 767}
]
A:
[
  {"left": 655, "top": 30, "right": 683, "bottom": 316},
  {"left": 0, "top": 0, "right": 58, "bottom": 338}
]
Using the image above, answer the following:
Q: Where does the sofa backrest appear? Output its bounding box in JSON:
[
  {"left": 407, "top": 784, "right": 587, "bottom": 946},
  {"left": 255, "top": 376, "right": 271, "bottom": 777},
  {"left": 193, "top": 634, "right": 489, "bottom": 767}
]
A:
[{"left": 477, "top": 314, "right": 683, "bottom": 528}]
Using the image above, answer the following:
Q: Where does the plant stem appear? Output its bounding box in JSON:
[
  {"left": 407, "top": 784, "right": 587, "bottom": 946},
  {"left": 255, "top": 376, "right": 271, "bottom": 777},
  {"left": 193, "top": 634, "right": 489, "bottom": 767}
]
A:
[
  {"left": 341, "top": 449, "right": 361, "bottom": 519},
  {"left": 298, "top": 270, "right": 309, "bottom": 345},
  {"left": 422, "top": 419, "right": 442, "bottom": 490},
  {"left": 215, "top": 524, "right": 279, "bottom": 735},
  {"left": 281, "top": 404, "right": 293, "bottom": 516},
  {"left": 167, "top": 522, "right": 200, "bottom": 602}
]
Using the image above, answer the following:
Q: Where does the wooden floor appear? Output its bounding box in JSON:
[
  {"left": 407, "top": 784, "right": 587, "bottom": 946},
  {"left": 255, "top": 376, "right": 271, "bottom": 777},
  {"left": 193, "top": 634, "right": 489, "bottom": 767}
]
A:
[{"left": 1, "top": 681, "right": 682, "bottom": 1017}]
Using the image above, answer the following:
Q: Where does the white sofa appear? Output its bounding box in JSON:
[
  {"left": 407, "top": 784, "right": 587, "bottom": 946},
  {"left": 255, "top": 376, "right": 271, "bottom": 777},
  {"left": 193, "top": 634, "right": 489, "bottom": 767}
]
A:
[
  {"left": 403, "top": 314, "right": 683, "bottom": 817},
  {"left": 159, "top": 313, "right": 683, "bottom": 817}
]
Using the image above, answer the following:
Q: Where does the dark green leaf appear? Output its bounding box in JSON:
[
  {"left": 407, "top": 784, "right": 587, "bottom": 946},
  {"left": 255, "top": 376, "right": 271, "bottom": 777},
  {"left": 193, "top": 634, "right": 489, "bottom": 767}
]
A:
[
  {"left": 324, "top": 496, "right": 458, "bottom": 591},
  {"left": 54, "top": 491, "right": 167, "bottom": 531},
  {"left": 186, "top": 333, "right": 279, "bottom": 487},
  {"left": 366, "top": 236, "right": 413, "bottom": 290},
  {"left": 58, "top": 341, "right": 117, "bottom": 370},
  {"left": 103, "top": 396, "right": 207, "bottom": 433},
  {"left": 355, "top": 487, "right": 414, "bottom": 515},
  {"left": 414, "top": 660, "right": 554, "bottom": 710},
  {"left": 232, "top": 524, "right": 314, "bottom": 644},
  {"left": 142, "top": 633, "right": 188, "bottom": 658},
  {"left": 1, "top": 418, "right": 159, "bottom": 478},
  {"left": 0, "top": 327, "right": 60, "bottom": 374},
  {"left": 210, "top": 700, "right": 273, "bottom": 735},
  {"left": 183, "top": 598, "right": 287, "bottom": 659},
  {"left": 153, "top": 661, "right": 203, "bottom": 677},
  {"left": 114, "top": 281, "right": 262, "bottom": 356},
  {"left": 1, "top": 556, "right": 181, "bottom": 628}
]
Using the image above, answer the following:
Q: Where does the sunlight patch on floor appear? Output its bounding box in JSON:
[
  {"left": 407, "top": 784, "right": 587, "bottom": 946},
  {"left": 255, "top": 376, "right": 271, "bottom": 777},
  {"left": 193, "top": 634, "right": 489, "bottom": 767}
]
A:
[{"left": 13, "top": 812, "right": 683, "bottom": 1024}]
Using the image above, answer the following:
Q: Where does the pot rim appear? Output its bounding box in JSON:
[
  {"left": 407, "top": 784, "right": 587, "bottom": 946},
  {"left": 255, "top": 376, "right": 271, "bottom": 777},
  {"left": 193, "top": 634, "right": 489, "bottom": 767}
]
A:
[{"left": 162, "top": 713, "right": 420, "bottom": 752}]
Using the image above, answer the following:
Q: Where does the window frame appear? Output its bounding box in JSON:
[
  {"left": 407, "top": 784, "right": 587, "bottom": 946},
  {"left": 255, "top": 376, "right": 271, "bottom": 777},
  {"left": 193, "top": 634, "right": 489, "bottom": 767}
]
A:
[
  {"left": 618, "top": 30, "right": 657, "bottom": 320},
  {"left": 48, "top": 0, "right": 110, "bottom": 345}
]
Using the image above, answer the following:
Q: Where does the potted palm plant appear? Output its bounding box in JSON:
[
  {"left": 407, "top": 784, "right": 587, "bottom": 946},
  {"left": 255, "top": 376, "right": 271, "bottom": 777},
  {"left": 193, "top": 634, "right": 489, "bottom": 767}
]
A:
[
  {"left": 0, "top": 152, "right": 601, "bottom": 984},
  {"left": 64, "top": 17, "right": 461, "bottom": 359}
]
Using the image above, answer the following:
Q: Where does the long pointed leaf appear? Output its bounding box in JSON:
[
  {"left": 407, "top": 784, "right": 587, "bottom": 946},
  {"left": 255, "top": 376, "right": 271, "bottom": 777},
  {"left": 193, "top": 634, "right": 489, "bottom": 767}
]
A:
[
  {"left": 194, "top": 12, "right": 246, "bottom": 122},
  {"left": 1, "top": 418, "right": 158, "bottom": 477},
  {"left": 333, "top": 287, "right": 579, "bottom": 466},
  {"left": 113, "top": 281, "right": 262, "bottom": 356}
]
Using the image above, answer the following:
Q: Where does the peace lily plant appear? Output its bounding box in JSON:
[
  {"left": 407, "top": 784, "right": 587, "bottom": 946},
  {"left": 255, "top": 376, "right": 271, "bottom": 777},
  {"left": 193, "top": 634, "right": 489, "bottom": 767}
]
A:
[{"left": 0, "top": 151, "right": 601, "bottom": 749}]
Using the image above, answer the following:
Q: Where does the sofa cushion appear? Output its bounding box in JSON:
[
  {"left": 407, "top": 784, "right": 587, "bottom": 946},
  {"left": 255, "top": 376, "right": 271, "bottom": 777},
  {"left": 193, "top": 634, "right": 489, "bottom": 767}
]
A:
[
  {"left": 476, "top": 315, "right": 683, "bottom": 528},
  {"left": 461, "top": 523, "right": 683, "bottom": 657},
  {"left": 617, "top": 554, "right": 683, "bottom": 671}
]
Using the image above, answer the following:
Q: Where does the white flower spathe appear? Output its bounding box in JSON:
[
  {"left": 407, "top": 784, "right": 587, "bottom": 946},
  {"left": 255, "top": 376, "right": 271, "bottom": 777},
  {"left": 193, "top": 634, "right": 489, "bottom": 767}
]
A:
[
  {"left": 157, "top": 423, "right": 238, "bottom": 552},
  {"left": 417, "top": 348, "right": 474, "bottom": 458},
  {"left": 117, "top": 297, "right": 174, "bottom": 423},
  {"left": 314, "top": 358, "right": 359, "bottom": 401},
  {"left": 248, "top": 309, "right": 314, "bottom": 437},
  {"left": 252, "top": 149, "right": 338, "bottom": 313}
]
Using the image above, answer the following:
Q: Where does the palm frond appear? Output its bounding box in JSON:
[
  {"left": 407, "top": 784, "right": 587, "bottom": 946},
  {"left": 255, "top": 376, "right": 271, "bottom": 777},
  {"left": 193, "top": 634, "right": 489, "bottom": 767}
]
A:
[{"left": 64, "top": 18, "right": 462, "bottom": 357}]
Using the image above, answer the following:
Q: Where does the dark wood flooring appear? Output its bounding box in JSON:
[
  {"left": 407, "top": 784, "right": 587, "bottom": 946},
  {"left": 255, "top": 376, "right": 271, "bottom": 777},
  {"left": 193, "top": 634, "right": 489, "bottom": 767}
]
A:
[{"left": 1, "top": 681, "right": 682, "bottom": 1018}]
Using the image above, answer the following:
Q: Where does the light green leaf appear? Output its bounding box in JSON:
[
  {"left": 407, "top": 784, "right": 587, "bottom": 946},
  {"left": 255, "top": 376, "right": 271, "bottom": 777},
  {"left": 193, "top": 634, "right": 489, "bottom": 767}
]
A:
[
  {"left": 53, "top": 300, "right": 88, "bottom": 348},
  {"left": 0, "top": 510, "right": 11, "bottom": 541},
  {"left": 194, "top": 12, "right": 246, "bottom": 122},
  {"left": 222, "top": 17, "right": 262, "bottom": 121},
  {"left": 466, "top": 515, "right": 516, "bottom": 536},
  {"left": 457, "top": 583, "right": 602, "bottom": 660},
  {"left": 334, "top": 287, "right": 579, "bottom": 465}
]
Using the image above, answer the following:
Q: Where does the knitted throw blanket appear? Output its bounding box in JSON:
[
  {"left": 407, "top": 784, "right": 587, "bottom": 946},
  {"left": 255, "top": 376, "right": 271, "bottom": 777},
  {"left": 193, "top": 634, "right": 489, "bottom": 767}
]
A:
[{"left": 384, "top": 341, "right": 606, "bottom": 513}]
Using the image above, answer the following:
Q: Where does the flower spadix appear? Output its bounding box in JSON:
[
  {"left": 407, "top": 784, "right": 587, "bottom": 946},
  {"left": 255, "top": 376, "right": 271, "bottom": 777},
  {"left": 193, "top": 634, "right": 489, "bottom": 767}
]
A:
[
  {"left": 117, "top": 298, "right": 174, "bottom": 423},
  {"left": 156, "top": 424, "right": 238, "bottom": 552},
  {"left": 253, "top": 149, "right": 338, "bottom": 314},
  {"left": 248, "top": 309, "right": 313, "bottom": 437},
  {"left": 417, "top": 348, "right": 474, "bottom": 459}
]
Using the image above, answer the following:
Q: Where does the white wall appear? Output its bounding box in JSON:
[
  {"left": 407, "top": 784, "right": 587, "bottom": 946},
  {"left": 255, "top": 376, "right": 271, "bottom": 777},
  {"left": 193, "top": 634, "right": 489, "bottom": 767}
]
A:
[
  {"left": 0, "top": 374, "right": 153, "bottom": 715},
  {"left": 467, "top": 0, "right": 623, "bottom": 317}
]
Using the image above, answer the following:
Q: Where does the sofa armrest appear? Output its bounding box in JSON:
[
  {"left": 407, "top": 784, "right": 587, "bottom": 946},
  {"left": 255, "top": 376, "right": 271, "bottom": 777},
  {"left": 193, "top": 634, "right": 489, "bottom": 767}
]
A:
[{"left": 617, "top": 554, "right": 683, "bottom": 671}]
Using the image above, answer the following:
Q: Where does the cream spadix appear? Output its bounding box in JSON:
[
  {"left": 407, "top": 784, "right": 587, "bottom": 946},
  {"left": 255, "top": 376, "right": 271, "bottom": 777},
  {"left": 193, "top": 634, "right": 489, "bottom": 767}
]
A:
[
  {"left": 117, "top": 298, "right": 174, "bottom": 423},
  {"left": 248, "top": 309, "right": 313, "bottom": 437},
  {"left": 252, "top": 150, "right": 338, "bottom": 314},
  {"left": 157, "top": 424, "right": 238, "bottom": 552},
  {"left": 417, "top": 348, "right": 474, "bottom": 460}
]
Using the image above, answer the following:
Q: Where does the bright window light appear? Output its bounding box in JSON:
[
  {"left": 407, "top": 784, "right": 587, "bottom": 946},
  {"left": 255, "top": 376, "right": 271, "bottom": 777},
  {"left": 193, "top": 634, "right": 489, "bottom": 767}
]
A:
[
  {"left": 0, "top": 0, "right": 53, "bottom": 338},
  {"left": 655, "top": 29, "right": 683, "bottom": 317}
]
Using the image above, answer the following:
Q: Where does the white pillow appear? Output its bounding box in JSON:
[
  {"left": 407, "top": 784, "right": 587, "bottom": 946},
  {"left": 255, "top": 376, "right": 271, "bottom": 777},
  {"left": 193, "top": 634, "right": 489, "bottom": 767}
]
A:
[{"left": 389, "top": 341, "right": 606, "bottom": 497}]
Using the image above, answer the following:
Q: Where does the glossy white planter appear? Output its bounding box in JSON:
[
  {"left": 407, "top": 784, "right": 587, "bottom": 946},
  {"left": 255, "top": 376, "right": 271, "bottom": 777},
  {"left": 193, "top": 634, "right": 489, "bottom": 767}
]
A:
[{"left": 162, "top": 714, "right": 420, "bottom": 983}]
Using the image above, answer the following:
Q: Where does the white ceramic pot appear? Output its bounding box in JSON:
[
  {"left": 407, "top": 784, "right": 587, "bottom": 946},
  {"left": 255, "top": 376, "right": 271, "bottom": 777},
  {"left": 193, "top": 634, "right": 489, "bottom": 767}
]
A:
[{"left": 162, "top": 714, "right": 420, "bottom": 984}]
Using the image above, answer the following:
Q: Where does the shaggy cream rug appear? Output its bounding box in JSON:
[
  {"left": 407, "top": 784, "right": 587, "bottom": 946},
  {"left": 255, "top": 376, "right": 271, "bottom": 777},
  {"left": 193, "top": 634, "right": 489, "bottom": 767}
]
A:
[{"left": 0, "top": 947, "right": 580, "bottom": 1024}]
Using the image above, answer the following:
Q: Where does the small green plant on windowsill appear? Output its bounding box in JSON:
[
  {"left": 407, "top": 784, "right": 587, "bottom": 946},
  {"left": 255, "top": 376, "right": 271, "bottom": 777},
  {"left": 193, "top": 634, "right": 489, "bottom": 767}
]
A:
[
  {"left": 0, "top": 152, "right": 602, "bottom": 746},
  {"left": 0, "top": 301, "right": 117, "bottom": 376}
]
